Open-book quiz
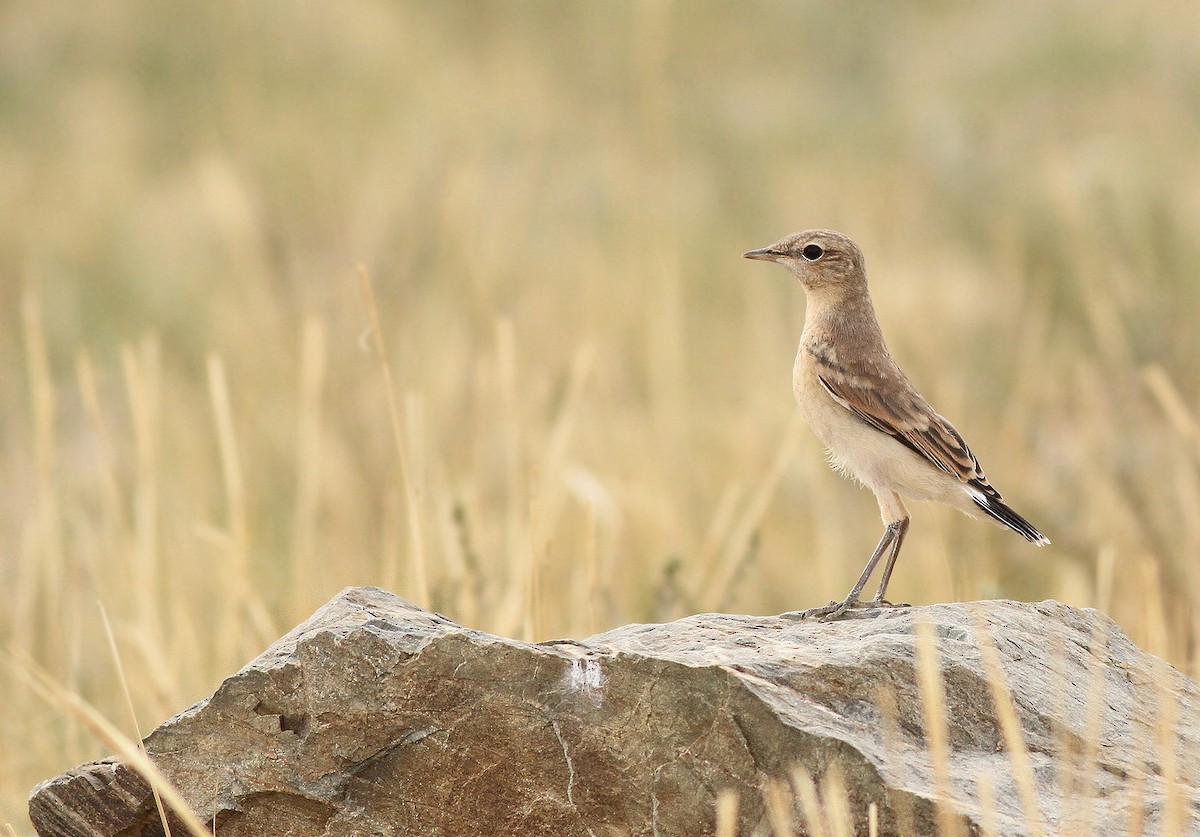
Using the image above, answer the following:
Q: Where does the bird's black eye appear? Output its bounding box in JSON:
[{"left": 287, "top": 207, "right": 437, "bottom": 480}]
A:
[{"left": 802, "top": 243, "right": 824, "bottom": 261}]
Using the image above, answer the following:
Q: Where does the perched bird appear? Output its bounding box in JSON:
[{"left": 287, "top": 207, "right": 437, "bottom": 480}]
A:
[{"left": 743, "top": 230, "right": 1049, "bottom": 621}]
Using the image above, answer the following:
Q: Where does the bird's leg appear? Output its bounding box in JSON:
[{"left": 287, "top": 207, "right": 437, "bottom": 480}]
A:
[
  {"left": 792, "top": 522, "right": 900, "bottom": 621},
  {"left": 861, "top": 516, "right": 910, "bottom": 607}
]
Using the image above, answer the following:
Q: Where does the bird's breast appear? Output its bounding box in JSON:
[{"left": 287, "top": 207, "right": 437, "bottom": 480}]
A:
[{"left": 792, "top": 348, "right": 859, "bottom": 452}]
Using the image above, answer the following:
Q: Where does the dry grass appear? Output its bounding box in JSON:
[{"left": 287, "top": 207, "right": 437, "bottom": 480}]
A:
[{"left": 3, "top": 1, "right": 1200, "bottom": 832}]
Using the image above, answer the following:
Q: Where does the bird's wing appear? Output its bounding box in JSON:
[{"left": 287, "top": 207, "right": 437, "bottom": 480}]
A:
[{"left": 813, "top": 357, "right": 1000, "bottom": 498}]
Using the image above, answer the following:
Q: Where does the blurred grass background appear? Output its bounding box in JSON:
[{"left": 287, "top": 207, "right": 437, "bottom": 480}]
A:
[{"left": 3, "top": 0, "right": 1200, "bottom": 830}]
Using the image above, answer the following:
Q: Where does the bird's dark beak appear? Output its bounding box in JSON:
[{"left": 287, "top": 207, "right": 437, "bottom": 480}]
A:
[{"left": 743, "top": 247, "right": 780, "bottom": 261}]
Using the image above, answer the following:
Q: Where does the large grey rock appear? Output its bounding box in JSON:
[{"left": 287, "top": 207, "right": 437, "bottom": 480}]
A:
[{"left": 28, "top": 587, "right": 1200, "bottom": 836}]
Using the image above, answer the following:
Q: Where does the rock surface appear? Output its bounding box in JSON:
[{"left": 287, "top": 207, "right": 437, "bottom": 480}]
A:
[{"left": 28, "top": 587, "right": 1200, "bottom": 836}]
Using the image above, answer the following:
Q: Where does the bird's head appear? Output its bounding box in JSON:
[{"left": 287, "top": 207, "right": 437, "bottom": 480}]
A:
[{"left": 743, "top": 229, "right": 866, "bottom": 291}]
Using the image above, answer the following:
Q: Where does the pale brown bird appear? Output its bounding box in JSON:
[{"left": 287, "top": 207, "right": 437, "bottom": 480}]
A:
[{"left": 744, "top": 230, "right": 1049, "bottom": 620}]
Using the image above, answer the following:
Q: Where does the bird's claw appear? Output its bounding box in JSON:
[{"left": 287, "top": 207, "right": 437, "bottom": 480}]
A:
[{"left": 782, "top": 598, "right": 912, "bottom": 622}]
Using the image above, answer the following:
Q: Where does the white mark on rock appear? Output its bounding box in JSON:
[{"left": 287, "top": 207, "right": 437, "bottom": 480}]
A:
[
  {"left": 547, "top": 713, "right": 577, "bottom": 807},
  {"left": 538, "top": 703, "right": 595, "bottom": 835},
  {"left": 564, "top": 657, "right": 605, "bottom": 707},
  {"left": 397, "top": 726, "right": 439, "bottom": 746},
  {"left": 651, "top": 763, "right": 665, "bottom": 837}
]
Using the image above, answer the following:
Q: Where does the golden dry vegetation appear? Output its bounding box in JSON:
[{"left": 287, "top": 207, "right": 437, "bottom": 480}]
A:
[{"left": 3, "top": 1, "right": 1200, "bottom": 832}]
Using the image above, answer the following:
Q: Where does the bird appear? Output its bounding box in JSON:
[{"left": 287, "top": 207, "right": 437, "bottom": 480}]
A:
[{"left": 743, "top": 229, "right": 1049, "bottom": 621}]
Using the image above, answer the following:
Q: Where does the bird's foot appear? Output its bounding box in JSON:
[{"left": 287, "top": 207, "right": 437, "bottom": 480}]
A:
[
  {"left": 859, "top": 597, "right": 911, "bottom": 610},
  {"left": 783, "top": 597, "right": 911, "bottom": 623}
]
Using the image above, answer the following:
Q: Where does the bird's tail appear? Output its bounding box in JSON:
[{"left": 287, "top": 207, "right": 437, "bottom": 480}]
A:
[{"left": 970, "top": 494, "right": 1051, "bottom": 546}]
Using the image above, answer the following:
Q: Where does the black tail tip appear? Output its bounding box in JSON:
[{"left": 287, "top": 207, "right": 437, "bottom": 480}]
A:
[{"left": 971, "top": 495, "right": 1050, "bottom": 546}]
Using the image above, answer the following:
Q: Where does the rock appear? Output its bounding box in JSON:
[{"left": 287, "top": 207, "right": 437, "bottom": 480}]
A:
[{"left": 27, "top": 587, "right": 1200, "bottom": 836}]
